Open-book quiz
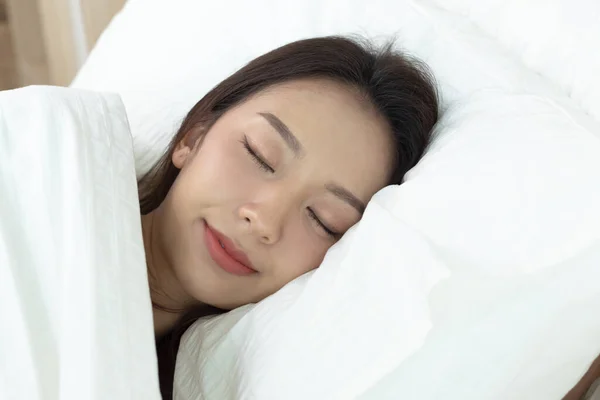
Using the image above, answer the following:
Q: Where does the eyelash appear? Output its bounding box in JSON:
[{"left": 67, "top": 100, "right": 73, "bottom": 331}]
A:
[
  {"left": 308, "top": 207, "right": 338, "bottom": 238},
  {"left": 241, "top": 135, "right": 274, "bottom": 173}
]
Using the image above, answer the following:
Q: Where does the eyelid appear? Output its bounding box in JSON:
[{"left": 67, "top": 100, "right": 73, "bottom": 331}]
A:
[
  {"left": 242, "top": 135, "right": 275, "bottom": 173},
  {"left": 307, "top": 207, "right": 339, "bottom": 238}
]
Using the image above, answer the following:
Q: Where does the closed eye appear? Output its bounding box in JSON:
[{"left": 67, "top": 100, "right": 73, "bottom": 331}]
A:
[
  {"left": 241, "top": 135, "right": 274, "bottom": 173},
  {"left": 307, "top": 207, "right": 339, "bottom": 239}
]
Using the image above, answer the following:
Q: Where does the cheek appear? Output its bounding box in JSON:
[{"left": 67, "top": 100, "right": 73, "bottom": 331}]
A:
[
  {"left": 185, "top": 136, "right": 260, "bottom": 205},
  {"left": 272, "top": 219, "right": 330, "bottom": 282}
]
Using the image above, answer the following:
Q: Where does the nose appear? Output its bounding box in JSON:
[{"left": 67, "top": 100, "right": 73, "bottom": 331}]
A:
[{"left": 238, "top": 200, "right": 286, "bottom": 245}]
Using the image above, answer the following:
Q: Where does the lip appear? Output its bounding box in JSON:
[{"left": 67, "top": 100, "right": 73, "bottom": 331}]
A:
[{"left": 203, "top": 220, "right": 257, "bottom": 276}]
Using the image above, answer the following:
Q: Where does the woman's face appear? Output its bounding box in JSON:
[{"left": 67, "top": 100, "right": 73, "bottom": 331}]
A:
[{"left": 154, "top": 79, "right": 394, "bottom": 309}]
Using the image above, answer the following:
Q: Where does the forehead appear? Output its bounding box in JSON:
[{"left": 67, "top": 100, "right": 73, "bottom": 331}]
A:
[{"left": 233, "top": 79, "right": 394, "bottom": 198}]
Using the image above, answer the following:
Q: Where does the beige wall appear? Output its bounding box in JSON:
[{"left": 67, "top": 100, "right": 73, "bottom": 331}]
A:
[
  {"left": 5, "top": 0, "right": 125, "bottom": 87},
  {"left": 5, "top": 0, "right": 50, "bottom": 86},
  {"left": 38, "top": 0, "right": 85, "bottom": 86},
  {"left": 81, "top": 0, "right": 125, "bottom": 51}
]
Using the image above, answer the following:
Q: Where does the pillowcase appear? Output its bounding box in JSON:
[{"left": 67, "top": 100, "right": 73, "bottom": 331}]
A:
[{"left": 360, "top": 92, "right": 600, "bottom": 399}]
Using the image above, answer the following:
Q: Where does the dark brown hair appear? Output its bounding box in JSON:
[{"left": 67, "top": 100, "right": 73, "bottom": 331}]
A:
[{"left": 140, "top": 36, "right": 439, "bottom": 399}]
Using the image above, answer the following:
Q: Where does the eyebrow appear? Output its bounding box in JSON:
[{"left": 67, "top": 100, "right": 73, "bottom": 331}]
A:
[
  {"left": 258, "top": 112, "right": 302, "bottom": 154},
  {"left": 325, "top": 183, "right": 366, "bottom": 214}
]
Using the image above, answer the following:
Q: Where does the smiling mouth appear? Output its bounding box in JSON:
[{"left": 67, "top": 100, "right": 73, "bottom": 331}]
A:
[{"left": 203, "top": 220, "right": 257, "bottom": 276}]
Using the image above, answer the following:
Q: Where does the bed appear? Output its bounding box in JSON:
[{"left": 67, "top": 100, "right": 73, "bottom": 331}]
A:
[{"left": 2, "top": 1, "right": 600, "bottom": 399}]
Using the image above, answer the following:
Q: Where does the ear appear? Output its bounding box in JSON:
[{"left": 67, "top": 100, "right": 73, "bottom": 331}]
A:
[
  {"left": 172, "top": 140, "right": 192, "bottom": 169},
  {"left": 171, "top": 124, "right": 207, "bottom": 169}
]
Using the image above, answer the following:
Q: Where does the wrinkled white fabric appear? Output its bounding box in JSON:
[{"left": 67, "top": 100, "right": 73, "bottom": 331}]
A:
[
  {"left": 359, "top": 92, "right": 600, "bottom": 400},
  {"left": 0, "top": 86, "right": 159, "bottom": 400}
]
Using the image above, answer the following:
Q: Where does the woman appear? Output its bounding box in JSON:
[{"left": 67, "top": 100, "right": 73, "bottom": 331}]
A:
[{"left": 138, "top": 36, "right": 439, "bottom": 398}]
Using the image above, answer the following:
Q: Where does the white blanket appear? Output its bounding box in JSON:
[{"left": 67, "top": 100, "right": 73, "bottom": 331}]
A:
[{"left": 0, "top": 86, "right": 160, "bottom": 400}]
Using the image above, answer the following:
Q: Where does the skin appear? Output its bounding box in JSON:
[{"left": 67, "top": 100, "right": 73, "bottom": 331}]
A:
[
  {"left": 142, "top": 79, "right": 395, "bottom": 335},
  {"left": 563, "top": 353, "right": 600, "bottom": 400}
]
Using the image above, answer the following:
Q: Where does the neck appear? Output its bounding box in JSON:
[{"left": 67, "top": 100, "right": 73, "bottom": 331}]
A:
[{"left": 141, "top": 210, "right": 197, "bottom": 335}]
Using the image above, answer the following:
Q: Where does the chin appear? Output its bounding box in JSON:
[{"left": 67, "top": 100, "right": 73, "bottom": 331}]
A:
[{"left": 174, "top": 265, "right": 244, "bottom": 309}]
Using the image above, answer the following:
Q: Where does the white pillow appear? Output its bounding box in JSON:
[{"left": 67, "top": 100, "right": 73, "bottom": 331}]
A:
[
  {"left": 0, "top": 86, "right": 159, "bottom": 400},
  {"left": 72, "top": 0, "right": 570, "bottom": 177},
  {"left": 72, "top": 0, "right": 600, "bottom": 399},
  {"left": 430, "top": 0, "right": 600, "bottom": 123},
  {"left": 360, "top": 92, "right": 600, "bottom": 399}
]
